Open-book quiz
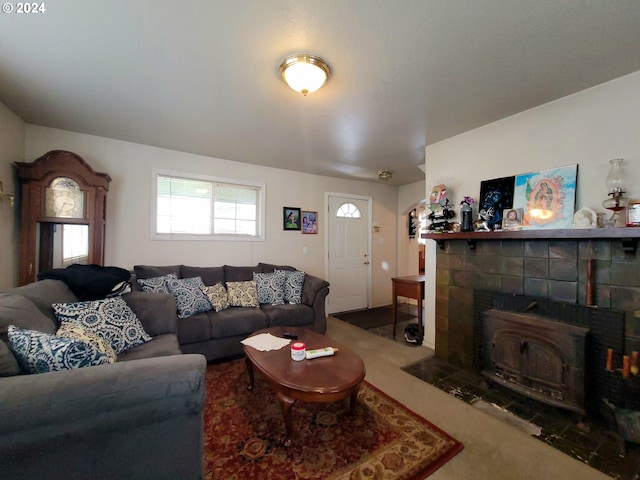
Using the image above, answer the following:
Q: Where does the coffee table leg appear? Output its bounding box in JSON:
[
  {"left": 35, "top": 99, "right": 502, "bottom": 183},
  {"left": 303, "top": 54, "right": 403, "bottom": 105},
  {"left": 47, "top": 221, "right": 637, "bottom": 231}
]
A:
[
  {"left": 349, "top": 384, "right": 361, "bottom": 413},
  {"left": 276, "top": 392, "right": 296, "bottom": 447},
  {"left": 245, "top": 357, "right": 254, "bottom": 391}
]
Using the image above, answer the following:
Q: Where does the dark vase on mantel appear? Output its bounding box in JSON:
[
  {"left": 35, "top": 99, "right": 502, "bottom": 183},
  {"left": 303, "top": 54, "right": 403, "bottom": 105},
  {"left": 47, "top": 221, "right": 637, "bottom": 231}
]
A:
[{"left": 461, "top": 203, "right": 473, "bottom": 232}]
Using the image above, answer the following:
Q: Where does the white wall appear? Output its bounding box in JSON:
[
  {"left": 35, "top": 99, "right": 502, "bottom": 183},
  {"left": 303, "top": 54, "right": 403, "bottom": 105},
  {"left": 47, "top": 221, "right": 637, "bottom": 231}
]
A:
[
  {"left": 24, "top": 125, "right": 399, "bottom": 306},
  {"left": 422, "top": 70, "right": 640, "bottom": 349},
  {"left": 0, "top": 103, "right": 25, "bottom": 289}
]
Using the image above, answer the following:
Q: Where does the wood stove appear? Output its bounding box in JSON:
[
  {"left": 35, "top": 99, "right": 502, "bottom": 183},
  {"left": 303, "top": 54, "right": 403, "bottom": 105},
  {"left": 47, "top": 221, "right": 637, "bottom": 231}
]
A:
[{"left": 482, "top": 308, "right": 589, "bottom": 415}]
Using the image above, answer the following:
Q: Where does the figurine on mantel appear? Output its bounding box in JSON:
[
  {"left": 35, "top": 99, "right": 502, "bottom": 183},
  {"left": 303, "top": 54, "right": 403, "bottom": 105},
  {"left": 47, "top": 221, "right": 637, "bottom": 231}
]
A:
[
  {"left": 428, "top": 183, "right": 456, "bottom": 232},
  {"left": 573, "top": 207, "right": 598, "bottom": 229},
  {"left": 474, "top": 207, "right": 494, "bottom": 231}
]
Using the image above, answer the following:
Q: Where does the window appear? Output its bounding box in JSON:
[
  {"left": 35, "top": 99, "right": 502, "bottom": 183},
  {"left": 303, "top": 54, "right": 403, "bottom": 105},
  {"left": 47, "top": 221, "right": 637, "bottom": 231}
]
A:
[
  {"left": 336, "top": 202, "right": 362, "bottom": 218},
  {"left": 152, "top": 170, "right": 265, "bottom": 241},
  {"left": 62, "top": 224, "right": 89, "bottom": 266}
]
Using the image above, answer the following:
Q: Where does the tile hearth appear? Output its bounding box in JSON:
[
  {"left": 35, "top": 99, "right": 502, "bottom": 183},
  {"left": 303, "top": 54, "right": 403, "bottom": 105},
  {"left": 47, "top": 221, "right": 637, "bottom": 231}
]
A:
[{"left": 402, "top": 357, "right": 640, "bottom": 480}]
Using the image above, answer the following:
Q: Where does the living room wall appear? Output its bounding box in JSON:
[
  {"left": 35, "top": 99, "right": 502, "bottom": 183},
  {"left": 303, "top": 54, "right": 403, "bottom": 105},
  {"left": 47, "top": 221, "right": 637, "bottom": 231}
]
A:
[
  {"left": 23, "top": 125, "right": 404, "bottom": 308},
  {"left": 0, "top": 103, "right": 24, "bottom": 290},
  {"left": 422, "top": 70, "right": 640, "bottom": 347},
  {"left": 397, "top": 179, "right": 426, "bottom": 277}
]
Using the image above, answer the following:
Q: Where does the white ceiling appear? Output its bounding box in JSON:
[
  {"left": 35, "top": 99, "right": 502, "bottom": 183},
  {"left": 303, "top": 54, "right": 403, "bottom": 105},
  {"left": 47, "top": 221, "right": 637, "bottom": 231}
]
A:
[{"left": 1, "top": 1, "right": 640, "bottom": 185}]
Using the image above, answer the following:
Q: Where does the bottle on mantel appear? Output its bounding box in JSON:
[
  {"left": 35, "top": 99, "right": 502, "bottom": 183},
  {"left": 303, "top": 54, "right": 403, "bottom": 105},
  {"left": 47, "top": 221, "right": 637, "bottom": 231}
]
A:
[{"left": 460, "top": 202, "right": 474, "bottom": 232}]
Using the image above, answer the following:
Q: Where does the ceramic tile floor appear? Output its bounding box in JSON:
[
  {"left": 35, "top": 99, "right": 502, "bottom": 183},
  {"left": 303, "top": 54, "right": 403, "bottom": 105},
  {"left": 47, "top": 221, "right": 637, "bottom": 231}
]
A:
[{"left": 402, "top": 357, "right": 640, "bottom": 480}]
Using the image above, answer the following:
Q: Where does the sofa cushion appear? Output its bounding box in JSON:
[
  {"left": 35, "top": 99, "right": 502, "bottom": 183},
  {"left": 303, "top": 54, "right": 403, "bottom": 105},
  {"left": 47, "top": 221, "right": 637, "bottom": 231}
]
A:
[
  {"left": 0, "top": 294, "right": 58, "bottom": 343},
  {"left": 134, "top": 265, "right": 182, "bottom": 280},
  {"left": 261, "top": 303, "right": 315, "bottom": 328},
  {"left": 258, "top": 263, "right": 296, "bottom": 273},
  {"left": 8, "top": 325, "right": 114, "bottom": 374},
  {"left": 201, "top": 283, "right": 229, "bottom": 312},
  {"left": 226, "top": 281, "right": 259, "bottom": 308},
  {"left": 137, "top": 273, "right": 177, "bottom": 294},
  {"left": 3, "top": 280, "right": 78, "bottom": 322},
  {"left": 176, "top": 311, "right": 212, "bottom": 344},
  {"left": 276, "top": 270, "right": 306, "bottom": 304},
  {"left": 0, "top": 339, "right": 21, "bottom": 376},
  {"left": 116, "top": 334, "right": 182, "bottom": 361},
  {"left": 53, "top": 297, "right": 152, "bottom": 355},
  {"left": 166, "top": 277, "right": 212, "bottom": 319},
  {"left": 253, "top": 271, "right": 286, "bottom": 305},
  {"left": 56, "top": 323, "right": 117, "bottom": 363},
  {"left": 121, "top": 292, "right": 178, "bottom": 337},
  {"left": 224, "top": 265, "right": 261, "bottom": 282},
  {"left": 208, "top": 307, "right": 269, "bottom": 338},
  {"left": 181, "top": 266, "right": 224, "bottom": 286}
]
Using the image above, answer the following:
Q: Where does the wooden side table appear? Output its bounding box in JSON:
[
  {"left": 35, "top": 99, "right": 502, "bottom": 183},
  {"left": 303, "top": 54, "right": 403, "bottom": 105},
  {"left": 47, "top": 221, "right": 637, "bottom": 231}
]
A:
[{"left": 391, "top": 275, "right": 426, "bottom": 345}]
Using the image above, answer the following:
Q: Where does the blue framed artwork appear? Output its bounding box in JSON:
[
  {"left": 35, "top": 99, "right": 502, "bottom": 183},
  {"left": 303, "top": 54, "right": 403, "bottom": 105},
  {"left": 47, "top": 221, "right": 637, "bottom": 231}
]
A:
[
  {"left": 478, "top": 176, "right": 515, "bottom": 230},
  {"left": 513, "top": 164, "right": 578, "bottom": 230}
]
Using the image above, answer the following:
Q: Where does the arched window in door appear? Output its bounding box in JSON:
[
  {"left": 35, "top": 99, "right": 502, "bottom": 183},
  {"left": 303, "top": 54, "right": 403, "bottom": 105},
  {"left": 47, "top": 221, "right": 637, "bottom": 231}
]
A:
[{"left": 336, "top": 202, "right": 361, "bottom": 218}]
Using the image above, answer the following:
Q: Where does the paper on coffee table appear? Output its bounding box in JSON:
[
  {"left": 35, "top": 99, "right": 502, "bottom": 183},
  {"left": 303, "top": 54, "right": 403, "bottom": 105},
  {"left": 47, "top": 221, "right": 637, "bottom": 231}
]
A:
[{"left": 241, "top": 333, "right": 291, "bottom": 351}]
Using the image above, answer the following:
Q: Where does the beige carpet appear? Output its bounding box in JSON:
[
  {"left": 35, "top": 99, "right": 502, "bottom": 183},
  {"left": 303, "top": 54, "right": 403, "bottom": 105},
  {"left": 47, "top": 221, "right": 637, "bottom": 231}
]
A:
[{"left": 326, "top": 315, "right": 609, "bottom": 480}]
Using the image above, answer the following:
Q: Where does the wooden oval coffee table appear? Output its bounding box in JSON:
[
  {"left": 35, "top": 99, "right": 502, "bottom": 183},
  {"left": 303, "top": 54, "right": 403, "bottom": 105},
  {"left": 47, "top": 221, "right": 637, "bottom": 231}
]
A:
[{"left": 243, "top": 326, "right": 366, "bottom": 447}]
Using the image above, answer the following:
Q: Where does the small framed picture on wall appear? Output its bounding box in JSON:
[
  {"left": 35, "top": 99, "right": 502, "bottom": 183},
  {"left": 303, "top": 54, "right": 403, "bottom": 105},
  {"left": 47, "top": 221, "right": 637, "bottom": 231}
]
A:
[
  {"left": 302, "top": 211, "right": 318, "bottom": 234},
  {"left": 283, "top": 207, "right": 302, "bottom": 230}
]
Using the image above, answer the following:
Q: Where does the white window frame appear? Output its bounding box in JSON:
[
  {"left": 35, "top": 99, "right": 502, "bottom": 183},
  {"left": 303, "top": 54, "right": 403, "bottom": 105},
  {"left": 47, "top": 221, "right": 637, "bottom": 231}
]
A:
[{"left": 150, "top": 169, "right": 265, "bottom": 241}]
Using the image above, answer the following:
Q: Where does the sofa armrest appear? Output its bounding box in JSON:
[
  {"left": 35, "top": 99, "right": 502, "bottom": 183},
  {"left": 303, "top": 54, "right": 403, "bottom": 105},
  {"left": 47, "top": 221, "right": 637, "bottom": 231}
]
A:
[
  {"left": 301, "top": 273, "right": 329, "bottom": 306},
  {"left": 301, "top": 274, "right": 330, "bottom": 333},
  {"left": 0, "top": 354, "right": 206, "bottom": 440},
  {"left": 122, "top": 291, "right": 178, "bottom": 336},
  {"left": 0, "top": 354, "right": 206, "bottom": 480}
]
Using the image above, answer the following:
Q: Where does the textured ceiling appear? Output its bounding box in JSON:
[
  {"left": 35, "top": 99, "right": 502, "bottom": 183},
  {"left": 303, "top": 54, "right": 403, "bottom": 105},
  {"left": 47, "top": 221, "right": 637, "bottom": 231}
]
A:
[{"left": 1, "top": 1, "right": 640, "bottom": 185}]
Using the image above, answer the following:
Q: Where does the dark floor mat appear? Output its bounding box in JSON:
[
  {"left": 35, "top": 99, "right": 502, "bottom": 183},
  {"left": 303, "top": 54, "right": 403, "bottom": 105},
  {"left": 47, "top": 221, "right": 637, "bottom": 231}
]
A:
[{"left": 333, "top": 305, "right": 416, "bottom": 330}]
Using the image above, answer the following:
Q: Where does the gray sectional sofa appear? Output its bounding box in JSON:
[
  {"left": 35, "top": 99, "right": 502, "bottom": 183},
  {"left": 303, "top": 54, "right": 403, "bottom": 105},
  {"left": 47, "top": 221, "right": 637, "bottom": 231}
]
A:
[
  {"left": 0, "top": 262, "right": 329, "bottom": 479},
  {"left": 0, "top": 279, "right": 206, "bottom": 480},
  {"left": 132, "top": 262, "right": 330, "bottom": 361}
]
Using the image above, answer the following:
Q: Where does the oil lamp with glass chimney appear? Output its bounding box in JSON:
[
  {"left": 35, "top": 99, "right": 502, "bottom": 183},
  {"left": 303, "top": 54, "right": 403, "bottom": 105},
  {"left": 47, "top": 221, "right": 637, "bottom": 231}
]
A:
[{"left": 602, "top": 158, "right": 627, "bottom": 227}]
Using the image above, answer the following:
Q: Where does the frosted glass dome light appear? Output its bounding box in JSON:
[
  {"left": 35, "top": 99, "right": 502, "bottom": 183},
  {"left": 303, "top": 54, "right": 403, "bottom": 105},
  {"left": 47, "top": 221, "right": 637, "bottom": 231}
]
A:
[{"left": 280, "top": 54, "right": 331, "bottom": 96}]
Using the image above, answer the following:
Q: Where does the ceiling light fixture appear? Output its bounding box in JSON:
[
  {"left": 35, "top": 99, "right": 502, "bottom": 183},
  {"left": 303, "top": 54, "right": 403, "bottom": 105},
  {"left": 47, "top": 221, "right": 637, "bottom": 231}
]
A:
[
  {"left": 378, "top": 170, "right": 393, "bottom": 182},
  {"left": 280, "top": 54, "right": 331, "bottom": 96}
]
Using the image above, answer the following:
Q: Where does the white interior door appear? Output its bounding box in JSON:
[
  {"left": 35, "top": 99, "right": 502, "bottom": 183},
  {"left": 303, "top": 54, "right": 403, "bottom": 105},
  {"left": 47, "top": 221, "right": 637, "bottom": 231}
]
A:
[{"left": 327, "top": 195, "right": 370, "bottom": 314}]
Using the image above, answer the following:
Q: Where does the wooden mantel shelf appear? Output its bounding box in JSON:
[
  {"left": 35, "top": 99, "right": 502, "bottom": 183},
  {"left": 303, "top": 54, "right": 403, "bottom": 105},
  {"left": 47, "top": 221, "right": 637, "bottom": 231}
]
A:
[{"left": 421, "top": 228, "right": 640, "bottom": 253}]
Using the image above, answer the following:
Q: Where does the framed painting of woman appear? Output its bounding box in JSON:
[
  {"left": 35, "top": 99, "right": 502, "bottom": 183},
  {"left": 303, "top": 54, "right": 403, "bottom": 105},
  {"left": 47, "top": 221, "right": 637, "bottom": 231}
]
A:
[
  {"left": 513, "top": 165, "right": 577, "bottom": 229},
  {"left": 283, "top": 207, "right": 302, "bottom": 230}
]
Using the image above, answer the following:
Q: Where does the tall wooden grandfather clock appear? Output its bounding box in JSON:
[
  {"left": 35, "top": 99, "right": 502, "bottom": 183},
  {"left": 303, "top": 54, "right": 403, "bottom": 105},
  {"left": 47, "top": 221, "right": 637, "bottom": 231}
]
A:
[{"left": 15, "top": 150, "right": 111, "bottom": 285}]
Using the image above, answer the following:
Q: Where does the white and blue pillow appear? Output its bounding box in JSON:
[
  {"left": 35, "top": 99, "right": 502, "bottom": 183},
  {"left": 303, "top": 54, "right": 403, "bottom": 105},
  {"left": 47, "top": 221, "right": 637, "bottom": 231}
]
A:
[
  {"left": 137, "top": 273, "right": 177, "bottom": 294},
  {"left": 253, "top": 271, "right": 286, "bottom": 305},
  {"left": 166, "top": 276, "right": 212, "bottom": 318},
  {"left": 56, "top": 322, "right": 117, "bottom": 362},
  {"left": 8, "top": 325, "right": 113, "bottom": 374},
  {"left": 276, "top": 270, "right": 305, "bottom": 304},
  {"left": 53, "top": 297, "right": 151, "bottom": 355}
]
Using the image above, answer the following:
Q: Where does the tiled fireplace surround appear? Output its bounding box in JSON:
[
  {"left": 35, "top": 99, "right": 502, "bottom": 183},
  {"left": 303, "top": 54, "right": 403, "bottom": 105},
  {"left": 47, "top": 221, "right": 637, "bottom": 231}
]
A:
[{"left": 433, "top": 236, "right": 640, "bottom": 411}]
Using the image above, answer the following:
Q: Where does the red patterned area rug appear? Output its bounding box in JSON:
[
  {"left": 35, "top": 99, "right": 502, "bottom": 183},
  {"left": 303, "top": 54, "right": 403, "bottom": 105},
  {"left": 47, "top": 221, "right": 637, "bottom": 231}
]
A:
[{"left": 203, "top": 359, "right": 463, "bottom": 479}]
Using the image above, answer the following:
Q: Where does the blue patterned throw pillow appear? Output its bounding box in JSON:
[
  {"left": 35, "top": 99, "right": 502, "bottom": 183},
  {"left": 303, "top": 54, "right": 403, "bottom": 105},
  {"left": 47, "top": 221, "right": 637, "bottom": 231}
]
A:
[
  {"left": 137, "top": 273, "right": 177, "bottom": 294},
  {"left": 56, "top": 323, "right": 117, "bottom": 362},
  {"left": 276, "top": 270, "right": 305, "bottom": 304},
  {"left": 166, "top": 276, "right": 212, "bottom": 318},
  {"left": 253, "top": 271, "right": 286, "bottom": 305},
  {"left": 8, "top": 325, "right": 113, "bottom": 374},
  {"left": 53, "top": 297, "right": 151, "bottom": 355}
]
